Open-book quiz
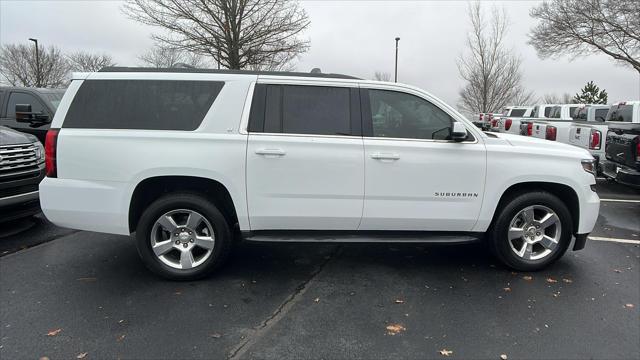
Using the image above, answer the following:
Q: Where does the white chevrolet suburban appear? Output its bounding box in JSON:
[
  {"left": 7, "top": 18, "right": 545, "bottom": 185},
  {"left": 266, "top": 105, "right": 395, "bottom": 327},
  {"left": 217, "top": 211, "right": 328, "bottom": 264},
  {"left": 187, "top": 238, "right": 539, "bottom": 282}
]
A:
[{"left": 39, "top": 68, "right": 600, "bottom": 280}]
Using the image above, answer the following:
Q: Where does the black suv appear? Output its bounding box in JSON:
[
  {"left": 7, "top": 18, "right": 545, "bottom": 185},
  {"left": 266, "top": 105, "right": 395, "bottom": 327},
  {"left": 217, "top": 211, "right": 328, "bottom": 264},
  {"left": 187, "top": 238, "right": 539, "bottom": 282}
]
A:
[
  {"left": 0, "top": 126, "right": 45, "bottom": 222},
  {"left": 0, "top": 87, "right": 66, "bottom": 143}
]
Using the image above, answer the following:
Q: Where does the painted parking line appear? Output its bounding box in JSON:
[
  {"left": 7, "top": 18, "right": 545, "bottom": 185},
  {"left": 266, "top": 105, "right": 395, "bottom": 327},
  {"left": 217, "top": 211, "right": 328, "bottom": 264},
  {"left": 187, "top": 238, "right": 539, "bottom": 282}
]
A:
[
  {"left": 599, "top": 198, "right": 640, "bottom": 203},
  {"left": 588, "top": 236, "right": 640, "bottom": 245}
]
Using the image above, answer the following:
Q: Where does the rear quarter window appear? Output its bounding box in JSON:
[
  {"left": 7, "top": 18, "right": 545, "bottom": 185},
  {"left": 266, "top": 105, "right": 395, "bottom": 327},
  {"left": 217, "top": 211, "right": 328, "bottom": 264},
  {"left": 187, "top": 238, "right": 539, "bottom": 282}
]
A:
[
  {"left": 606, "top": 105, "right": 634, "bottom": 122},
  {"left": 63, "top": 80, "right": 224, "bottom": 130},
  {"left": 510, "top": 109, "right": 526, "bottom": 117}
]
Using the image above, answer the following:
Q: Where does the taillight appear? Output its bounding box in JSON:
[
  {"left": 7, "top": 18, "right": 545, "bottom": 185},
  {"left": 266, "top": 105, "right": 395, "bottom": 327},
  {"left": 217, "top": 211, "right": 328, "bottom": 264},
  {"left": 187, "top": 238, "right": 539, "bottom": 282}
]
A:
[
  {"left": 589, "top": 129, "right": 601, "bottom": 150},
  {"left": 491, "top": 119, "right": 498, "bottom": 127},
  {"left": 546, "top": 126, "right": 557, "bottom": 141},
  {"left": 636, "top": 136, "right": 640, "bottom": 162},
  {"left": 479, "top": 114, "right": 483, "bottom": 121},
  {"left": 527, "top": 123, "right": 533, "bottom": 136},
  {"left": 505, "top": 119, "right": 512, "bottom": 131},
  {"left": 45, "top": 129, "right": 59, "bottom": 178}
]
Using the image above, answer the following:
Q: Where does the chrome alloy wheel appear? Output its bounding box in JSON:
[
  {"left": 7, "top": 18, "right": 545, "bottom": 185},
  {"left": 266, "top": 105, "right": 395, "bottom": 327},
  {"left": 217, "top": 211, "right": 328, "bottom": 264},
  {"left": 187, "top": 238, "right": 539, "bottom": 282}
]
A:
[
  {"left": 150, "top": 209, "right": 215, "bottom": 270},
  {"left": 507, "top": 205, "right": 561, "bottom": 261}
]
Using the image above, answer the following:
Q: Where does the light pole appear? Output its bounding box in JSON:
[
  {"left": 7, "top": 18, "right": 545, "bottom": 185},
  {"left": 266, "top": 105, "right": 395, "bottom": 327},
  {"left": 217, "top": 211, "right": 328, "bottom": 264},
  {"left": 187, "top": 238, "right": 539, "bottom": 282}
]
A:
[
  {"left": 394, "top": 37, "right": 400, "bottom": 83},
  {"left": 29, "top": 38, "right": 40, "bottom": 87}
]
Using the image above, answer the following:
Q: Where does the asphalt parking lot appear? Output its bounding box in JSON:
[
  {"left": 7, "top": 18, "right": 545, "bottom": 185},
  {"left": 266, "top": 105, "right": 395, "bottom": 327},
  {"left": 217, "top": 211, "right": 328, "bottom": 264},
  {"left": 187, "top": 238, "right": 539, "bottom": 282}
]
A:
[{"left": 1, "top": 180, "right": 638, "bottom": 359}]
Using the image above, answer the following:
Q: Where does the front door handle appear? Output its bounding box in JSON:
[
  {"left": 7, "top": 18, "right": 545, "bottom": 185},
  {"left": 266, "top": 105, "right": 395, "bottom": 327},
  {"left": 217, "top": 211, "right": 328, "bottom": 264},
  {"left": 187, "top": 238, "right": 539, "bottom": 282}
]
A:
[
  {"left": 255, "top": 148, "right": 286, "bottom": 156},
  {"left": 370, "top": 152, "right": 400, "bottom": 160}
]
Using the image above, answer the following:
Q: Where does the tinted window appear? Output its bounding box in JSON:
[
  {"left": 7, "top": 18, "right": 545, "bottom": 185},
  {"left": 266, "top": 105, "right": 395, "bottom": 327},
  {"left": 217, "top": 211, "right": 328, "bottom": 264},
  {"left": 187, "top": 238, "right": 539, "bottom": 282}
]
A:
[
  {"left": 281, "top": 85, "right": 351, "bottom": 135},
  {"left": 606, "top": 104, "right": 634, "bottom": 122},
  {"left": 569, "top": 107, "right": 579, "bottom": 119},
  {"left": 368, "top": 89, "right": 453, "bottom": 140},
  {"left": 7, "top": 92, "right": 47, "bottom": 118},
  {"left": 544, "top": 106, "right": 552, "bottom": 117},
  {"left": 549, "top": 106, "right": 561, "bottom": 118},
  {"left": 40, "top": 90, "right": 65, "bottom": 110},
  {"left": 510, "top": 109, "right": 526, "bottom": 117},
  {"left": 248, "top": 84, "right": 357, "bottom": 136},
  {"left": 64, "top": 80, "right": 223, "bottom": 130},
  {"left": 594, "top": 108, "right": 608, "bottom": 121},
  {"left": 531, "top": 106, "right": 539, "bottom": 117},
  {"left": 575, "top": 107, "right": 588, "bottom": 120}
]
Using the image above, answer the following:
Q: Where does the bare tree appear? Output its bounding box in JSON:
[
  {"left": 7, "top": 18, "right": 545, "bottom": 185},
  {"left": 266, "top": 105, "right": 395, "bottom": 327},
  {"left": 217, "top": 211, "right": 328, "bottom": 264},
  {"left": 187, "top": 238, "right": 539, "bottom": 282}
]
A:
[
  {"left": 529, "top": 0, "right": 640, "bottom": 73},
  {"left": 511, "top": 87, "right": 537, "bottom": 106},
  {"left": 138, "top": 44, "right": 210, "bottom": 68},
  {"left": 67, "top": 51, "right": 116, "bottom": 72},
  {"left": 0, "top": 43, "right": 71, "bottom": 88},
  {"left": 542, "top": 93, "right": 573, "bottom": 104},
  {"left": 373, "top": 71, "right": 391, "bottom": 81},
  {"left": 457, "top": 3, "right": 534, "bottom": 113},
  {"left": 123, "top": 0, "right": 310, "bottom": 70}
]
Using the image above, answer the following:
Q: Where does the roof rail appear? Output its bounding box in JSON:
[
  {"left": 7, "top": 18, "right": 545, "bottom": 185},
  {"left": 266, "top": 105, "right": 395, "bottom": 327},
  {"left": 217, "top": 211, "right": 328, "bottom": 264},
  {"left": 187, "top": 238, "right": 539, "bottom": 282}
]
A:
[{"left": 98, "top": 67, "right": 361, "bottom": 80}]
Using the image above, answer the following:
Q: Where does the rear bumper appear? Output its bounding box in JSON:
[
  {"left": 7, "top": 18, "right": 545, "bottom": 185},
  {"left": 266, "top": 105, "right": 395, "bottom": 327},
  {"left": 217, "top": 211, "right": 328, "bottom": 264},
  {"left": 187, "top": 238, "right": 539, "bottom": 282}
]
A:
[
  {"left": 39, "top": 177, "right": 130, "bottom": 235},
  {"left": 601, "top": 160, "right": 640, "bottom": 189}
]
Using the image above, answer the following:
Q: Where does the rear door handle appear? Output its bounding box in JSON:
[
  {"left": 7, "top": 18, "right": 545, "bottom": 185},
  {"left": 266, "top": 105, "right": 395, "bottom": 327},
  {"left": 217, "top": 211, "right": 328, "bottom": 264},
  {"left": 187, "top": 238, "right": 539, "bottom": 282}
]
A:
[
  {"left": 255, "top": 148, "right": 286, "bottom": 156},
  {"left": 370, "top": 152, "right": 400, "bottom": 160}
]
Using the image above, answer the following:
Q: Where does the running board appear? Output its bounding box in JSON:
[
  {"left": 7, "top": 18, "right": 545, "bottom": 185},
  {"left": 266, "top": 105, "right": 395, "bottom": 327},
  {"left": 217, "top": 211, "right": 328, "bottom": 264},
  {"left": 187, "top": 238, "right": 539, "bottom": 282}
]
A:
[{"left": 242, "top": 231, "right": 483, "bottom": 244}]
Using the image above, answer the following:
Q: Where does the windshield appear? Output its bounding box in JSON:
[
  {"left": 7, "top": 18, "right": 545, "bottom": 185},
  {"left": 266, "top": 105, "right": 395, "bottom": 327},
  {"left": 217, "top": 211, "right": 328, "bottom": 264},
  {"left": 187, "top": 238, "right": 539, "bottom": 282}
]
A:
[{"left": 40, "top": 90, "right": 66, "bottom": 110}]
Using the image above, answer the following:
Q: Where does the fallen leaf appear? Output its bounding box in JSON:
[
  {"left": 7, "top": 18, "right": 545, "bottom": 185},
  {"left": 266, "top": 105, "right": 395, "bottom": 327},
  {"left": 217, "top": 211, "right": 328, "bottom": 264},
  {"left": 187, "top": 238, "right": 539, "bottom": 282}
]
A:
[
  {"left": 625, "top": 303, "right": 634, "bottom": 308},
  {"left": 613, "top": 269, "right": 622, "bottom": 273},
  {"left": 46, "top": 328, "right": 62, "bottom": 336},
  {"left": 523, "top": 276, "right": 533, "bottom": 281},
  {"left": 118, "top": 319, "right": 125, "bottom": 324},
  {"left": 174, "top": 291, "right": 182, "bottom": 295},
  {"left": 76, "top": 352, "right": 88, "bottom": 359},
  {"left": 395, "top": 299, "right": 405, "bottom": 304},
  {"left": 116, "top": 334, "right": 126, "bottom": 342},
  {"left": 500, "top": 354, "right": 508, "bottom": 360},
  {"left": 39, "top": 357, "right": 50, "bottom": 360},
  {"left": 439, "top": 349, "right": 453, "bottom": 356},
  {"left": 546, "top": 277, "right": 558, "bottom": 283},
  {"left": 210, "top": 333, "right": 222, "bottom": 338},
  {"left": 562, "top": 278, "right": 573, "bottom": 283},
  {"left": 314, "top": 298, "right": 320, "bottom": 303},
  {"left": 386, "top": 324, "right": 406, "bottom": 335},
  {"left": 503, "top": 287, "right": 511, "bottom": 292}
]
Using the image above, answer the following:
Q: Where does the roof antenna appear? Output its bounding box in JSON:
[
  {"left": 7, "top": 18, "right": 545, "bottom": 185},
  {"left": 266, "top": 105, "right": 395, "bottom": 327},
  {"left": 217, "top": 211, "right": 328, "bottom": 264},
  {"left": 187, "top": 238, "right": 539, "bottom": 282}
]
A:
[{"left": 310, "top": 68, "right": 322, "bottom": 74}]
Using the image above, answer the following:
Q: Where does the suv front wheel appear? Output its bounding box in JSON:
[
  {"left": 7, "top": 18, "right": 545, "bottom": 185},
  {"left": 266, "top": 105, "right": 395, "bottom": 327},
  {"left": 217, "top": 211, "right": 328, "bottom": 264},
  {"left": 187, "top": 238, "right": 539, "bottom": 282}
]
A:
[
  {"left": 489, "top": 191, "right": 573, "bottom": 271},
  {"left": 135, "top": 193, "right": 231, "bottom": 280}
]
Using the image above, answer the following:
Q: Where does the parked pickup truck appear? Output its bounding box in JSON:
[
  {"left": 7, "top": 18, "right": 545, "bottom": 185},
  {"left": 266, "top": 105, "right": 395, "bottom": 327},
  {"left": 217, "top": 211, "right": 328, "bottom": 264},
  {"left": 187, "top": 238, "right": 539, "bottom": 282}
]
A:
[
  {"left": 492, "top": 106, "right": 533, "bottom": 133},
  {"left": 39, "top": 67, "right": 599, "bottom": 280},
  {"left": 0, "top": 87, "right": 66, "bottom": 143},
  {"left": 518, "top": 104, "right": 557, "bottom": 135},
  {"left": 600, "top": 102, "right": 640, "bottom": 188},
  {"left": 567, "top": 105, "right": 614, "bottom": 169},
  {"left": 529, "top": 104, "right": 587, "bottom": 141},
  {"left": 0, "top": 126, "right": 45, "bottom": 222}
]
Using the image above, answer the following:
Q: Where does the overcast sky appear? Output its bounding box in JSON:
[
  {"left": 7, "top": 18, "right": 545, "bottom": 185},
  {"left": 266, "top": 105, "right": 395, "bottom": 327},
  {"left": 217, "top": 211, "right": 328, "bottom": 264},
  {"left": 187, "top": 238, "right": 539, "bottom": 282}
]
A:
[{"left": 1, "top": 0, "right": 639, "bottom": 109}]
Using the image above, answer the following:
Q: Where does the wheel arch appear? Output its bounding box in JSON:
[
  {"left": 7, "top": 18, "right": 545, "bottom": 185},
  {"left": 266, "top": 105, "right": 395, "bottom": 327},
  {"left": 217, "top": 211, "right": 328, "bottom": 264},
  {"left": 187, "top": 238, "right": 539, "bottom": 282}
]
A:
[
  {"left": 129, "top": 176, "right": 239, "bottom": 233},
  {"left": 491, "top": 182, "right": 580, "bottom": 235}
]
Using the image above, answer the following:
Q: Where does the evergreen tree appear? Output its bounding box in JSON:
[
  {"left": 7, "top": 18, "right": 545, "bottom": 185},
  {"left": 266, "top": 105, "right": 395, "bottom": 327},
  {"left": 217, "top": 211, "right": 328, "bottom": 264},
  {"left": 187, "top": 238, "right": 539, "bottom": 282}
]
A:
[{"left": 573, "top": 81, "right": 608, "bottom": 104}]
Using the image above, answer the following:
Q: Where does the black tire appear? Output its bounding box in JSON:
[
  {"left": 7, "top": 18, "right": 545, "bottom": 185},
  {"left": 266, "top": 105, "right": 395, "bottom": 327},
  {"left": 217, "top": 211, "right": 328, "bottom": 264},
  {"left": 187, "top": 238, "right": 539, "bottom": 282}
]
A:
[
  {"left": 135, "top": 192, "right": 232, "bottom": 280},
  {"left": 488, "top": 191, "right": 573, "bottom": 271}
]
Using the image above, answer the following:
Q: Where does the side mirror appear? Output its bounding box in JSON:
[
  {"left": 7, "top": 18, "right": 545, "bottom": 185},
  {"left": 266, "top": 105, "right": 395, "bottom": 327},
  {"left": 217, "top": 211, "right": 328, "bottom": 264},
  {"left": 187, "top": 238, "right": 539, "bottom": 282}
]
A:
[
  {"left": 15, "top": 104, "right": 50, "bottom": 123},
  {"left": 451, "top": 122, "right": 468, "bottom": 142}
]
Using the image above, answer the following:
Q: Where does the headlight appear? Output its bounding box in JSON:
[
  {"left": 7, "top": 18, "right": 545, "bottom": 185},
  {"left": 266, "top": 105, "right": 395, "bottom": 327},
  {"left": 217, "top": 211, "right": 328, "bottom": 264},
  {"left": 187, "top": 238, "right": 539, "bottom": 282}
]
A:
[
  {"left": 33, "top": 141, "right": 45, "bottom": 163},
  {"left": 581, "top": 159, "right": 596, "bottom": 176}
]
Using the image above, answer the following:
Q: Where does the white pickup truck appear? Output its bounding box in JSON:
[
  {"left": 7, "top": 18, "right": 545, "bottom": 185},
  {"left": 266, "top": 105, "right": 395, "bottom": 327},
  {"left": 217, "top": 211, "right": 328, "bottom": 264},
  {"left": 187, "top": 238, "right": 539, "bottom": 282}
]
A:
[
  {"left": 516, "top": 104, "right": 557, "bottom": 135},
  {"left": 492, "top": 106, "right": 533, "bottom": 133},
  {"left": 529, "top": 104, "right": 585, "bottom": 141},
  {"left": 38, "top": 68, "right": 600, "bottom": 280},
  {"left": 567, "top": 105, "right": 612, "bottom": 168}
]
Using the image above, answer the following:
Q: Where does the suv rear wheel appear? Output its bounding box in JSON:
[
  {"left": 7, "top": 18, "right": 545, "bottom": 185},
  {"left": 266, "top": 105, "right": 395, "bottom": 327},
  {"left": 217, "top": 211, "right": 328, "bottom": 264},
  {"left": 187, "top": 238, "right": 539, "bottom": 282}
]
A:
[
  {"left": 135, "top": 193, "right": 231, "bottom": 280},
  {"left": 489, "top": 191, "right": 573, "bottom": 271}
]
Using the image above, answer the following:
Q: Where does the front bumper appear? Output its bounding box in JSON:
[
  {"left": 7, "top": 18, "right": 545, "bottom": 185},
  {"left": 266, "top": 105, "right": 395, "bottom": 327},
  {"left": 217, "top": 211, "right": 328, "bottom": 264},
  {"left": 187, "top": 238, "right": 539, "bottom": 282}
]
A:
[
  {"left": 601, "top": 159, "right": 640, "bottom": 189},
  {"left": 0, "top": 164, "right": 44, "bottom": 221}
]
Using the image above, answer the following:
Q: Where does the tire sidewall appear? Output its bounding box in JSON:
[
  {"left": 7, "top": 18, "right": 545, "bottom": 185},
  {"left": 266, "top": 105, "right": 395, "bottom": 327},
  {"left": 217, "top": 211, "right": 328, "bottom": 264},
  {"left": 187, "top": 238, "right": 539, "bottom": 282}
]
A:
[
  {"left": 492, "top": 192, "right": 573, "bottom": 271},
  {"left": 136, "top": 193, "right": 230, "bottom": 280}
]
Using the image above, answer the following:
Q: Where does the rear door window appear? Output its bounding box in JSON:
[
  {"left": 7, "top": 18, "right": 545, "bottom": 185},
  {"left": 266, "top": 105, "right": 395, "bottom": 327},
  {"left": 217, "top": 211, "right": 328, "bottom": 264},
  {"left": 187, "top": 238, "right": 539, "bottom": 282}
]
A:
[
  {"left": 248, "top": 84, "right": 360, "bottom": 136},
  {"left": 594, "top": 108, "right": 608, "bottom": 121},
  {"left": 544, "top": 106, "right": 553, "bottom": 117},
  {"left": 510, "top": 109, "right": 526, "bottom": 117},
  {"left": 63, "top": 80, "right": 224, "bottom": 130}
]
